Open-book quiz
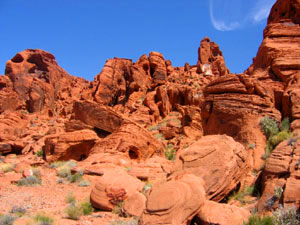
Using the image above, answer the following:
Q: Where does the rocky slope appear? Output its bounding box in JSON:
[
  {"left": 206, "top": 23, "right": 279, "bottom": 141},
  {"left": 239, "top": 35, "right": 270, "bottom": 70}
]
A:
[{"left": 0, "top": 0, "right": 300, "bottom": 224}]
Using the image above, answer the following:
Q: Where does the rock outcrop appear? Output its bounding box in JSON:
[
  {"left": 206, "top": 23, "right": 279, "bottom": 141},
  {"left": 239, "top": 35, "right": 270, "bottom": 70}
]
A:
[
  {"left": 201, "top": 74, "right": 282, "bottom": 170},
  {"left": 196, "top": 200, "right": 250, "bottom": 225},
  {"left": 172, "top": 135, "right": 248, "bottom": 201},
  {"left": 140, "top": 174, "right": 206, "bottom": 225},
  {"left": 258, "top": 138, "right": 300, "bottom": 211},
  {"left": 4, "top": 49, "right": 91, "bottom": 115},
  {"left": 90, "top": 168, "right": 144, "bottom": 211}
]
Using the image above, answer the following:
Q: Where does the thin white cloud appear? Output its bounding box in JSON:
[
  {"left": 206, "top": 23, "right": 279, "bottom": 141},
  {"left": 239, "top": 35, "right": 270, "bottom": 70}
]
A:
[
  {"left": 209, "top": 0, "right": 240, "bottom": 31},
  {"left": 208, "top": 0, "right": 276, "bottom": 31},
  {"left": 250, "top": 0, "right": 276, "bottom": 23}
]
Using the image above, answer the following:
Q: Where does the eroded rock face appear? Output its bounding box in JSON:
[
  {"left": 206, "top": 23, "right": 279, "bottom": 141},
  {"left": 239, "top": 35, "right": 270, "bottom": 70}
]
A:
[
  {"left": 201, "top": 74, "right": 281, "bottom": 170},
  {"left": 73, "top": 100, "right": 165, "bottom": 161},
  {"left": 247, "top": 0, "right": 300, "bottom": 120},
  {"left": 172, "top": 135, "right": 248, "bottom": 201},
  {"left": 44, "top": 129, "right": 98, "bottom": 162},
  {"left": 258, "top": 138, "right": 300, "bottom": 211},
  {"left": 140, "top": 174, "right": 206, "bottom": 225},
  {"left": 196, "top": 200, "right": 250, "bottom": 225},
  {"left": 0, "top": 112, "right": 29, "bottom": 154},
  {"left": 90, "top": 168, "right": 144, "bottom": 211},
  {"left": 4, "top": 49, "right": 91, "bottom": 115},
  {"left": 197, "top": 37, "right": 229, "bottom": 77}
]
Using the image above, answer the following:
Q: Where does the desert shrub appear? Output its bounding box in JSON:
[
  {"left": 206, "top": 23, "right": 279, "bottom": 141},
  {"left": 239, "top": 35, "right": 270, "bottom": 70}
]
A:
[
  {"left": 265, "top": 196, "right": 278, "bottom": 210},
  {"left": 50, "top": 161, "right": 65, "bottom": 168},
  {"left": 243, "top": 214, "right": 274, "bottom": 225},
  {"left": 260, "top": 117, "right": 292, "bottom": 160},
  {"left": 274, "top": 186, "right": 283, "bottom": 199},
  {"left": 260, "top": 117, "right": 279, "bottom": 139},
  {"left": 56, "top": 166, "right": 71, "bottom": 178},
  {"left": 10, "top": 206, "right": 26, "bottom": 217},
  {"left": 36, "top": 150, "right": 44, "bottom": 157},
  {"left": 281, "top": 118, "right": 290, "bottom": 132},
  {"left": 0, "top": 214, "right": 16, "bottom": 225},
  {"left": 269, "top": 131, "right": 292, "bottom": 150},
  {"left": 165, "top": 144, "right": 176, "bottom": 161},
  {"left": 32, "top": 167, "right": 41, "bottom": 178},
  {"left": 272, "top": 205, "right": 300, "bottom": 225},
  {"left": 65, "top": 204, "right": 82, "bottom": 220},
  {"left": 229, "top": 185, "right": 258, "bottom": 204},
  {"left": 50, "top": 160, "right": 77, "bottom": 169},
  {"left": 80, "top": 202, "right": 94, "bottom": 215},
  {"left": 78, "top": 180, "right": 90, "bottom": 187},
  {"left": 0, "top": 163, "right": 14, "bottom": 173},
  {"left": 67, "top": 173, "right": 82, "bottom": 183},
  {"left": 34, "top": 212, "right": 54, "bottom": 225},
  {"left": 142, "top": 182, "right": 152, "bottom": 195},
  {"left": 65, "top": 192, "right": 76, "bottom": 204},
  {"left": 112, "top": 201, "right": 125, "bottom": 216},
  {"left": 17, "top": 175, "right": 41, "bottom": 186}
]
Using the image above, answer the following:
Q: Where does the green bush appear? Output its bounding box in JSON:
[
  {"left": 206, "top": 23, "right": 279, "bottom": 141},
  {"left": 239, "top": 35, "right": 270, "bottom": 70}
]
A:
[
  {"left": 142, "top": 182, "right": 152, "bottom": 195},
  {"left": 229, "top": 185, "right": 258, "bottom": 204},
  {"left": 10, "top": 206, "right": 26, "bottom": 217},
  {"left": 274, "top": 186, "right": 283, "bottom": 199},
  {"left": 260, "top": 117, "right": 279, "bottom": 138},
  {"left": 260, "top": 117, "right": 292, "bottom": 160},
  {"left": 65, "top": 192, "right": 76, "bottom": 204},
  {"left": 165, "top": 144, "right": 176, "bottom": 161},
  {"left": 36, "top": 150, "right": 44, "bottom": 157},
  {"left": 65, "top": 204, "right": 82, "bottom": 220},
  {"left": 17, "top": 176, "right": 41, "bottom": 186},
  {"left": 80, "top": 202, "right": 94, "bottom": 215},
  {"left": 272, "top": 205, "right": 300, "bottom": 225},
  {"left": 32, "top": 167, "right": 41, "bottom": 178},
  {"left": 0, "top": 163, "right": 14, "bottom": 173},
  {"left": 112, "top": 201, "right": 125, "bottom": 216},
  {"left": 243, "top": 215, "right": 274, "bottom": 225},
  {"left": 34, "top": 212, "right": 54, "bottom": 225},
  {"left": 269, "top": 131, "right": 292, "bottom": 150},
  {"left": 78, "top": 180, "right": 90, "bottom": 187},
  {"left": 67, "top": 173, "right": 82, "bottom": 183},
  {"left": 56, "top": 166, "right": 71, "bottom": 178},
  {"left": 0, "top": 214, "right": 16, "bottom": 225},
  {"left": 281, "top": 118, "right": 290, "bottom": 132},
  {"left": 50, "top": 160, "right": 77, "bottom": 169}
]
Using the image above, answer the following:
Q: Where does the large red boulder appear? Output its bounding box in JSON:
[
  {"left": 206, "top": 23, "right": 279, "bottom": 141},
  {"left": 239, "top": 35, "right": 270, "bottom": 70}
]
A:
[
  {"left": 172, "top": 135, "right": 248, "bottom": 201},
  {"left": 140, "top": 174, "right": 206, "bottom": 225}
]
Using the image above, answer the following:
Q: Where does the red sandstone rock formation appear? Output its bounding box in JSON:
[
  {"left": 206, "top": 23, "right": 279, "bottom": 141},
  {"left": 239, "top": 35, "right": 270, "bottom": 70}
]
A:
[
  {"left": 1, "top": 0, "right": 300, "bottom": 223},
  {"left": 172, "top": 135, "right": 248, "bottom": 201},
  {"left": 140, "top": 174, "right": 206, "bottom": 225}
]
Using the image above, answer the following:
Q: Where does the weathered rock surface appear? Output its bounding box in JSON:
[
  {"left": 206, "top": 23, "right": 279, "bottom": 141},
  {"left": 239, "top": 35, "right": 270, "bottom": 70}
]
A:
[
  {"left": 44, "top": 129, "right": 99, "bottom": 162},
  {"left": 140, "top": 174, "right": 206, "bottom": 225},
  {"left": 73, "top": 100, "right": 165, "bottom": 161},
  {"left": 258, "top": 138, "right": 300, "bottom": 211},
  {"left": 172, "top": 135, "right": 248, "bottom": 201},
  {"left": 90, "top": 168, "right": 144, "bottom": 211},
  {"left": 201, "top": 74, "right": 281, "bottom": 170},
  {"left": 196, "top": 200, "right": 250, "bottom": 225},
  {"left": 197, "top": 37, "right": 229, "bottom": 77},
  {"left": 4, "top": 49, "right": 91, "bottom": 115}
]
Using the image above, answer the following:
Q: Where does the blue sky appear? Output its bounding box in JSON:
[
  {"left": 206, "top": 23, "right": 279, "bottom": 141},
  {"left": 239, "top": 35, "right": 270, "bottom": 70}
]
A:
[{"left": 0, "top": 0, "right": 276, "bottom": 81}]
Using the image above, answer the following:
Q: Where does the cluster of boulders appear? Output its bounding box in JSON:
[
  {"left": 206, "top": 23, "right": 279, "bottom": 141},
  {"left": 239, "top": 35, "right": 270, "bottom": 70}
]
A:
[{"left": 1, "top": 0, "right": 300, "bottom": 224}]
